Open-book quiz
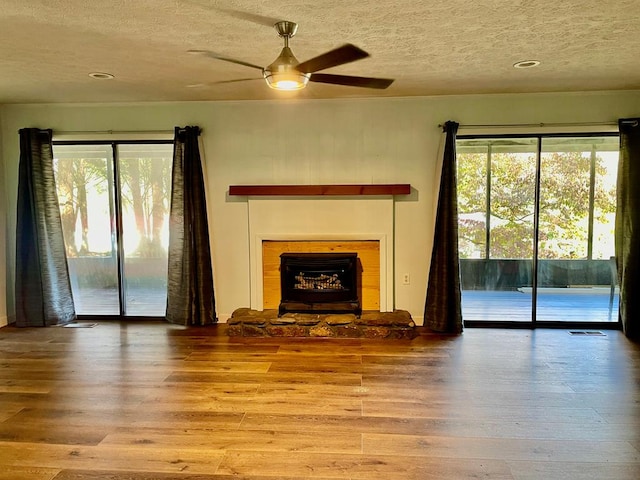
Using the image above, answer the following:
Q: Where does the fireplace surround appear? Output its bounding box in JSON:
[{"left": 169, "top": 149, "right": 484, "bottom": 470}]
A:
[
  {"left": 278, "top": 252, "right": 361, "bottom": 316},
  {"left": 246, "top": 196, "right": 395, "bottom": 312}
]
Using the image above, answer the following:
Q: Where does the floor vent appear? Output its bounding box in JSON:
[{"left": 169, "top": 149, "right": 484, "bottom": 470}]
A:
[{"left": 569, "top": 330, "right": 605, "bottom": 336}]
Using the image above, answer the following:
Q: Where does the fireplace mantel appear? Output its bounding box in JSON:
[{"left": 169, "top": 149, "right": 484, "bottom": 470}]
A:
[{"left": 229, "top": 184, "right": 411, "bottom": 196}]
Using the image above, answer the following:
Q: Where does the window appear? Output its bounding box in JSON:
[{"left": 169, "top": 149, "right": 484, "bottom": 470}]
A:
[
  {"left": 52, "top": 141, "right": 173, "bottom": 317},
  {"left": 540, "top": 137, "right": 618, "bottom": 260}
]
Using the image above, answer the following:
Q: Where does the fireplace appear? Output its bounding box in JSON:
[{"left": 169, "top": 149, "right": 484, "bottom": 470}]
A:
[
  {"left": 279, "top": 253, "right": 361, "bottom": 317},
  {"left": 246, "top": 196, "right": 395, "bottom": 313}
]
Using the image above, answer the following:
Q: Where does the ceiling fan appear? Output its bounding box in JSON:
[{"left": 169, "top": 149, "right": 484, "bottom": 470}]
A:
[{"left": 188, "top": 20, "right": 394, "bottom": 91}]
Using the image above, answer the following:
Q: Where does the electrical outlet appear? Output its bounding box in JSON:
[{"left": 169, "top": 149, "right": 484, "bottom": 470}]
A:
[{"left": 402, "top": 273, "right": 410, "bottom": 285}]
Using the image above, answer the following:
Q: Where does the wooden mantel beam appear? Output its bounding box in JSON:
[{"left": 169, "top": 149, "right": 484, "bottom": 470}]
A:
[{"left": 228, "top": 184, "right": 411, "bottom": 196}]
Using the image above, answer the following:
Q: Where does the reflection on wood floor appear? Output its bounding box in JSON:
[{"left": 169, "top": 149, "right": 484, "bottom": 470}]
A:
[{"left": 0, "top": 322, "right": 638, "bottom": 479}]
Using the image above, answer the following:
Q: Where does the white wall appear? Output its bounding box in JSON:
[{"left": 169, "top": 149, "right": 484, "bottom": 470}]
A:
[{"left": 1, "top": 91, "right": 639, "bottom": 325}]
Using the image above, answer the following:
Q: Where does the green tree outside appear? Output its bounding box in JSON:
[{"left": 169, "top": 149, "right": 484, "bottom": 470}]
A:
[{"left": 457, "top": 150, "right": 617, "bottom": 260}]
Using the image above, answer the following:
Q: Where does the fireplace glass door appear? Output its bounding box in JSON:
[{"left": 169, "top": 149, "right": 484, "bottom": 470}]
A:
[{"left": 279, "top": 253, "right": 361, "bottom": 316}]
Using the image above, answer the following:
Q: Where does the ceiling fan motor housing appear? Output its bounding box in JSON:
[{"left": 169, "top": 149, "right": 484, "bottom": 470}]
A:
[{"left": 264, "top": 22, "right": 310, "bottom": 90}]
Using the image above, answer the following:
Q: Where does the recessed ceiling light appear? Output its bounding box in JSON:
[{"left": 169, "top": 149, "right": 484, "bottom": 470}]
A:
[
  {"left": 513, "top": 60, "right": 541, "bottom": 69},
  {"left": 88, "top": 72, "right": 115, "bottom": 80}
]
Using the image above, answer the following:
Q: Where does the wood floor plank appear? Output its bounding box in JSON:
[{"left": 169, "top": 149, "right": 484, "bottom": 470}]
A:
[
  {"left": 101, "top": 428, "right": 362, "bottom": 454},
  {"left": 1, "top": 359, "right": 274, "bottom": 374},
  {"left": 362, "top": 433, "right": 640, "bottom": 463},
  {"left": 51, "top": 470, "right": 341, "bottom": 480},
  {"left": 167, "top": 361, "right": 273, "bottom": 373},
  {"left": 164, "top": 371, "right": 363, "bottom": 386},
  {"left": 594, "top": 408, "right": 640, "bottom": 425},
  {"left": 140, "top": 394, "right": 363, "bottom": 416},
  {"left": 264, "top": 361, "right": 366, "bottom": 374},
  {"left": 362, "top": 400, "right": 606, "bottom": 422},
  {"left": 141, "top": 381, "right": 262, "bottom": 397},
  {"left": 185, "top": 344, "right": 282, "bottom": 355},
  {"left": 186, "top": 352, "right": 363, "bottom": 364},
  {"left": 361, "top": 353, "right": 452, "bottom": 364},
  {"left": 506, "top": 460, "right": 640, "bottom": 480},
  {"left": 0, "top": 442, "right": 225, "bottom": 475},
  {"left": 0, "top": 421, "right": 108, "bottom": 446},
  {"left": 216, "top": 451, "right": 514, "bottom": 479},
  {"left": 0, "top": 466, "right": 60, "bottom": 480},
  {"left": 274, "top": 342, "right": 456, "bottom": 357},
  {"left": 7, "top": 407, "right": 246, "bottom": 430},
  {"left": 0, "top": 369, "right": 171, "bottom": 383},
  {"left": 239, "top": 412, "right": 441, "bottom": 435},
  {"left": 0, "top": 379, "right": 54, "bottom": 394},
  {"left": 255, "top": 383, "right": 378, "bottom": 399}
]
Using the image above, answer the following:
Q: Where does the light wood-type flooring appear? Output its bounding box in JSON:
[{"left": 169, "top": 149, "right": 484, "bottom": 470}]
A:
[{"left": 0, "top": 321, "right": 639, "bottom": 479}]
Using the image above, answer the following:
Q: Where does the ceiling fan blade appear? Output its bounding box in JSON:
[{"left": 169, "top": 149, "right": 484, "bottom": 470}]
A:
[
  {"left": 215, "top": 7, "right": 283, "bottom": 27},
  {"left": 309, "top": 73, "right": 394, "bottom": 89},
  {"left": 187, "top": 78, "right": 262, "bottom": 88},
  {"left": 212, "top": 77, "right": 262, "bottom": 85},
  {"left": 296, "top": 44, "right": 369, "bottom": 74},
  {"left": 188, "top": 50, "right": 264, "bottom": 71}
]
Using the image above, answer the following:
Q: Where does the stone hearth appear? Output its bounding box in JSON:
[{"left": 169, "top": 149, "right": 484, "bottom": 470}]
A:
[{"left": 227, "top": 308, "right": 416, "bottom": 339}]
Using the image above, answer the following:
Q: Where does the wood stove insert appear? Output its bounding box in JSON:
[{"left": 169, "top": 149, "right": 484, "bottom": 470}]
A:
[{"left": 279, "top": 252, "right": 361, "bottom": 317}]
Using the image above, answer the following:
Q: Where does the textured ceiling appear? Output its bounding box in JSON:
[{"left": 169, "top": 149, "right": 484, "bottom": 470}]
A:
[{"left": 0, "top": 0, "right": 639, "bottom": 104}]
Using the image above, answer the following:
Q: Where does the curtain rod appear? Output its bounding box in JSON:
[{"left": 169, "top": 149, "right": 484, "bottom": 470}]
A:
[
  {"left": 51, "top": 129, "right": 175, "bottom": 135},
  {"left": 438, "top": 121, "right": 627, "bottom": 129}
]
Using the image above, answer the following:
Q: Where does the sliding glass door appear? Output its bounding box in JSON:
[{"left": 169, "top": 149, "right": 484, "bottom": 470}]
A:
[
  {"left": 457, "top": 134, "right": 619, "bottom": 326},
  {"left": 536, "top": 137, "right": 619, "bottom": 323},
  {"left": 457, "top": 137, "right": 536, "bottom": 323},
  {"left": 117, "top": 144, "right": 173, "bottom": 316},
  {"left": 52, "top": 142, "right": 173, "bottom": 317}
]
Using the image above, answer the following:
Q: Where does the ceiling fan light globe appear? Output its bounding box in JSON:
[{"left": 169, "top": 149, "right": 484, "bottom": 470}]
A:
[
  {"left": 272, "top": 80, "right": 305, "bottom": 91},
  {"left": 263, "top": 70, "right": 310, "bottom": 91}
]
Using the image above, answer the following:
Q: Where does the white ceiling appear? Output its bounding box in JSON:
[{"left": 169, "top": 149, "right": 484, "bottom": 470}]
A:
[{"left": 1, "top": 0, "right": 639, "bottom": 104}]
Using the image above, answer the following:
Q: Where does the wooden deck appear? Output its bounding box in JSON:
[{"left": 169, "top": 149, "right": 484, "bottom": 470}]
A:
[
  {"left": 73, "top": 287, "right": 167, "bottom": 317},
  {"left": 462, "top": 288, "right": 620, "bottom": 323}
]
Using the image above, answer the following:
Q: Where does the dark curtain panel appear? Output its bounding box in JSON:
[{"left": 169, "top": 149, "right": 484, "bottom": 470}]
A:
[
  {"left": 166, "top": 126, "right": 217, "bottom": 326},
  {"left": 616, "top": 118, "right": 640, "bottom": 339},
  {"left": 15, "top": 128, "right": 76, "bottom": 327},
  {"left": 424, "top": 121, "right": 463, "bottom": 333}
]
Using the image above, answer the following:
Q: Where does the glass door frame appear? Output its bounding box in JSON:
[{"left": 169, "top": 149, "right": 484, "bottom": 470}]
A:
[
  {"left": 458, "top": 132, "right": 622, "bottom": 330},
  {"left": 53, "top": 139, "right": 174, "bottom": 321}
]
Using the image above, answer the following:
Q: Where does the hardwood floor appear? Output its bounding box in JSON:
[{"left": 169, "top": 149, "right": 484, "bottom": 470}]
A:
[{"left": 0, "top": 322, "right": 639, "bottom": 479}]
